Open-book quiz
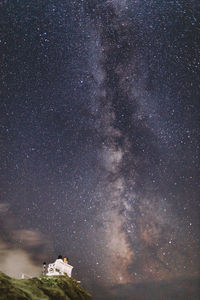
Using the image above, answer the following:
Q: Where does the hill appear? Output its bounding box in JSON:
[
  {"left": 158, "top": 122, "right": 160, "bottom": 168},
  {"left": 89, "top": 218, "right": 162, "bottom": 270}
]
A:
[{"left": 0, "top": 271, "right": 92, "bottom": 300}]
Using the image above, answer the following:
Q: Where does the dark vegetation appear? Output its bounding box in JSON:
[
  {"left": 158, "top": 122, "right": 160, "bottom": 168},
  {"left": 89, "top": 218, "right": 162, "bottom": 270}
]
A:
[{"left": 0, "top": 271, "right": 92, "bottom": 300}]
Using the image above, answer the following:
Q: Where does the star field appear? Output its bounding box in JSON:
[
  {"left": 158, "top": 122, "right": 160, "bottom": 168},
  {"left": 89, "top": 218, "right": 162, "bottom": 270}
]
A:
[{"left": 0, "top": 1, "right": 200, "bottom": 299}]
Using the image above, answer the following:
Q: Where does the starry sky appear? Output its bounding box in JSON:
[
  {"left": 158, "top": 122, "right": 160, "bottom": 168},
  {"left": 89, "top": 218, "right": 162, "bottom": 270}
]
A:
[{"left": 0, "top": 0, "right": 200, "bottom": 299}]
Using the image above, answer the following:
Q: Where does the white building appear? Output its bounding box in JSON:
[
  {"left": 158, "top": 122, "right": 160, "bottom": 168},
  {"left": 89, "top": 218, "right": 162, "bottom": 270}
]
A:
[{"left": 46, "top": 258, "right": 73, "bottom": 277}]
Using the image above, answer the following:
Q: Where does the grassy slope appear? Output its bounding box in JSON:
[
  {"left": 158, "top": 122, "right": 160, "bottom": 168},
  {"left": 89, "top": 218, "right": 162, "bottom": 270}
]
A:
[{"left": 0, "top": 271, "right": 92, "bottom": 300}]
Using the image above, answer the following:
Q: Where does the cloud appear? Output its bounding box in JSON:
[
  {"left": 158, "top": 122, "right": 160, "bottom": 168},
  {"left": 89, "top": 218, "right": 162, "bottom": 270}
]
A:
[
  {"left": 0, "top": 202, "right": 51, "bottom": 278},
  {"left": 0, "top": 247, "right": 41, "bottom": 278},
  {"left": 13, "top": 230, "right": 44, "bottom": 248}
]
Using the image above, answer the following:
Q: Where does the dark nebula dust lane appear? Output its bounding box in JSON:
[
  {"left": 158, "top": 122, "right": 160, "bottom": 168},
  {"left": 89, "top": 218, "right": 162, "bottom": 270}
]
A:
[{"left": 0, "top": 0, "right": 200, "bottom": 299}]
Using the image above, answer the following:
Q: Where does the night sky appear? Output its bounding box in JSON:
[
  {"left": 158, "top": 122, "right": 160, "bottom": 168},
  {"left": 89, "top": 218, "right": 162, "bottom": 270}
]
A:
[{"left": 0, "top": 1, "right": 200, "bottom": 299}]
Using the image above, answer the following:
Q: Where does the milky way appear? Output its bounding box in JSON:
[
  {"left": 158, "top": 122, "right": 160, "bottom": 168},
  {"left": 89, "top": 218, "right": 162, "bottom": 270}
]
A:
[
  {"left": 0, "top": 0, "right": 199, "bottom": 299},
  {"left": 84, "top": 0, "right": 200, "bottom": 285}
]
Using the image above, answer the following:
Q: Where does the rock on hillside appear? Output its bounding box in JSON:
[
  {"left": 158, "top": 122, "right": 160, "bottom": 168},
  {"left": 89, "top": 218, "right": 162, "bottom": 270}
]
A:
[{"left": 0, "top": 271, "right": 92, "bottom": 300}]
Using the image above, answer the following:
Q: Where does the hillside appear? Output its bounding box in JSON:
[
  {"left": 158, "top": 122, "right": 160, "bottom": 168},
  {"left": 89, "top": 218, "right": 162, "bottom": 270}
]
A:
[{"left": 0, "top": 271, "right": 92, "bottom": 300}]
